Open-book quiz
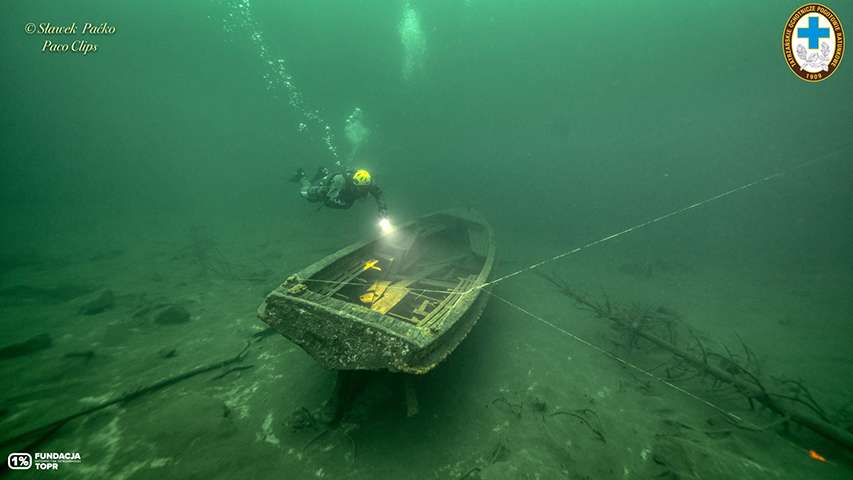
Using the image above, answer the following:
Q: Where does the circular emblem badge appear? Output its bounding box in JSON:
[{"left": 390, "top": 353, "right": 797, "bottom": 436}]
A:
[{"left": 783, "top": 3, "right": 845, "bottom": 82}]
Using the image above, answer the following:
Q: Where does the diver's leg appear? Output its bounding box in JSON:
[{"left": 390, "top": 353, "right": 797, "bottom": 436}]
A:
[
  {"left": 300, "top": 184, "right": 327, "bottom": 203},
  {"left": 311, "top": 167, "right": 329, "bottom": 183}
]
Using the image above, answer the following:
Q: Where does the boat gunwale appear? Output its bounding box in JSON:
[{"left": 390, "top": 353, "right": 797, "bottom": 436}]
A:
[{"left": 259, "top": 208, "right": 495, "bottom": 370}]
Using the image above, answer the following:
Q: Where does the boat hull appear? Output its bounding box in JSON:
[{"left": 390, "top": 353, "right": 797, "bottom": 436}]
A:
[{"left": 257, "top": 209, "right": 494, "bottom": 374}]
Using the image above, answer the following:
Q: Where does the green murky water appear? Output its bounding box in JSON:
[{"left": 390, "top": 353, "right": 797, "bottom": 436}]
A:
[{"left": 2, "top": 1, "right": 852, "bottom": 478}]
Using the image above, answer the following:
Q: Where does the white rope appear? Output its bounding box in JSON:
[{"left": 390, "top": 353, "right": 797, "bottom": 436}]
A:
[
  {"left": 299, "top": 144, "right": 851, "bottom": 304},
  {"left": 470, "top": 143, "right": 851, "bottom": 293},
  {"left": 486, "top": 290, "right": 749, "bottom": 424},
  {"left": 296, "top": 144, "right": 851, "bottom": 432}
]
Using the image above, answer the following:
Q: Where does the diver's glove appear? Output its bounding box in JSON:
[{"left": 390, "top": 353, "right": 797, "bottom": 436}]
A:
[{"left": 289, "top": 168, "right": 306, "bottom": 183}]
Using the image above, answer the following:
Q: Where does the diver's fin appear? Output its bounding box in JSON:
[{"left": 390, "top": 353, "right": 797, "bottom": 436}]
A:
[
  {"left": 311, "top": 167, "right": 329, "bottom": 183},
  {"left": 289, "top": 168, "right": 306, "bottom": 183}
]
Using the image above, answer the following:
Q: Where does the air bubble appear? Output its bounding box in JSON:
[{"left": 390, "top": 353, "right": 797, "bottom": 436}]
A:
[{"left": 216, "top": 0, "right": 339, "bottom": 159}]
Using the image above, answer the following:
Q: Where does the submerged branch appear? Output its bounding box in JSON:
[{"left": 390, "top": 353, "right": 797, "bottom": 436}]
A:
[
  {"left": 552, "top": 284, "right": 853, "bottom": 453},
  {"left": 0, "top": 342, "right": 251, "bottom": 452}
]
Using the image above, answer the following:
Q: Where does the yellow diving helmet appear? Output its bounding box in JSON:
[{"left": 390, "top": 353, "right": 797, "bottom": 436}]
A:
[{"left": 352, "top": 169, "right": 372, "bottom": 186}]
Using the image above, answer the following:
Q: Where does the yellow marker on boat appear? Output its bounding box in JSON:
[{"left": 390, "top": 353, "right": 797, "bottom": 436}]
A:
[{"left": 363, "top": 259, "right": 382, "bottom": 271}]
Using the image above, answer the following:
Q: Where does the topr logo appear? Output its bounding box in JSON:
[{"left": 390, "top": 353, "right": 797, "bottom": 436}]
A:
[
  {"left": 783, "top": 3, "right": 845, "bottom": 82},
  {"left": 7, "top": 451, "right": 82, "bottom": 471}
]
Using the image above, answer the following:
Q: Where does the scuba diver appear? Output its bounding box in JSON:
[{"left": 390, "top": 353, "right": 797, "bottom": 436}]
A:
[{"left": 290, "top": 166, "right": 392, "bottom": 232}]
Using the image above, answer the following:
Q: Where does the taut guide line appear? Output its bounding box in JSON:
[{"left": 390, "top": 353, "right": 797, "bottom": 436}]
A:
[
  {"left": 485, "top": 289, "right": 750, "bottom": 425},
  {"left": 300, "top": 142, "right": 851, "bottom": 297},
  {"left": 294, "top": 143, "right": 850, "bottom": 427}
]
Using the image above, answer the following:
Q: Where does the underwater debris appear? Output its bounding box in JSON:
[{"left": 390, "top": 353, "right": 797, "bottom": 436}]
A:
[
  {"left": 303, "top": 421, "right": 358, "bottom": 463},
  {"left": 547, "top": 409, "right": 606, "bottom": 443},
  {"left": 0, "top": 334, "right": 53, "bottom": 361},
  {"left": 78, "top": 289, "right": 115, "bottom": 315},
  {"left": 182, "top": 225, "right": 237, "bottom": 279},
  {"left": 454, "top": 438, "right": 512, "bottom": 478},
  {"left": 771, "top": 377, "right": 832, "bottom": 423},
  {"left": 173, "top": 225, "right": 273, "bottom": 283},
  {"left": 491, "top": 396, "right": 523, "bottom": 419},
  {"left": 459, "top": 466, "right": 482, "bottom": 480},
  {"left": 489, "top": 389, "right": 604, "bottom": 444},
  {"left": 209, "top": 365, "right": 254, "bottom": 381},
  {"left": 486, "top": 438, "right": 511, "bottom": 464},
  {"left": 527, "top": 395, "right": 549, "bottom": 421},
  {"left": 288, "top": 407, "right": 318, "bottom": 431},
  {"left": 537, "top": 269, "right": 680, "bottom": 347},
  {"left": 154, "top": 305, "right": 191, "bottom": 325},
  {"left": 548, "top": 282, "right": 853, "bottom": 453},
  {"left": 836, "top": 400, "right": 853, "bottom": 434},
  {"left": 251, "top": 327, "right": 277, "bottom": 342},
  {"left": 0, "top": 342, "right": 251, "bottom": 453},
  {"left": 490, "top": 389, "right": 558, "bottom": 422}
]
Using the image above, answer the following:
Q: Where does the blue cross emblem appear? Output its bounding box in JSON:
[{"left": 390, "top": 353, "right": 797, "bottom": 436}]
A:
[{"left": 798, "top": 16, "right": 830, "bottom": 49}]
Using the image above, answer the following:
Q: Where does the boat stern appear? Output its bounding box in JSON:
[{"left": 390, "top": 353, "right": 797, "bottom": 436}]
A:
[{"left": 258, "top": 289, "right": 419, "bottom": 371}]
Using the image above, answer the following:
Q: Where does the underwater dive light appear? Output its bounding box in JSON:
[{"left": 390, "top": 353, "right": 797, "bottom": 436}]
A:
[{"left": 378, "top": 217, "right": 394, "bottom": 235}]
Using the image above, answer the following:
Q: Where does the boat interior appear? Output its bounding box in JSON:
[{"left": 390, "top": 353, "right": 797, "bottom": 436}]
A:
[{"left": 305, "top": 216, "right": 489, "bottom": 326}]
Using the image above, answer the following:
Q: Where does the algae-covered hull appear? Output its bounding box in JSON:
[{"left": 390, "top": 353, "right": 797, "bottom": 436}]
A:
[{"left": 257, "top": 209, "right": 494, "bottom": 374}]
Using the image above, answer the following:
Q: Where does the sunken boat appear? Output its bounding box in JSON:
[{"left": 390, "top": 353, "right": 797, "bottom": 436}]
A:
[{"left": 257, "top": 209, "right": 494, "bottom": 374}]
